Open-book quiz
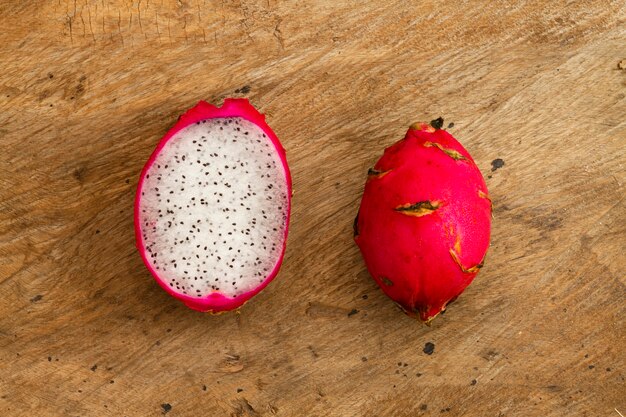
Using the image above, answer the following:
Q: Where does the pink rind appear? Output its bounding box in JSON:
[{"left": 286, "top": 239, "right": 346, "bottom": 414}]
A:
[{"left": 134, "top": 99, "right": 292, "bottom": 313}]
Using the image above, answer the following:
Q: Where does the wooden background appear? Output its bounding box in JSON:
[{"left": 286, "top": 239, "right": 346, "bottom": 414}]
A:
[{"left": 1, "top": 1, "right": 624, "bottom": 416}]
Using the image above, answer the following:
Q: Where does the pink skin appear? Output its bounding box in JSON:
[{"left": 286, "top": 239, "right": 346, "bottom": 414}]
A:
[
  {"left": 354, "top": 123, "right": 491, "bottom": 322},
  {"left": 134, "top": 99, "right": 292, "bottom": 312}
]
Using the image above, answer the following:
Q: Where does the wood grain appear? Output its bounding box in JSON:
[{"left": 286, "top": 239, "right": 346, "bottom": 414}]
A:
[{"left": 1, "top": 1, "right": 625, "bottom": 416}]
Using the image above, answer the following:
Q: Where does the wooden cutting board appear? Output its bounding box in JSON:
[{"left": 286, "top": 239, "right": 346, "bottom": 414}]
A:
[{"left": 1, "top": 1, "right": 624, "bottom": 416}]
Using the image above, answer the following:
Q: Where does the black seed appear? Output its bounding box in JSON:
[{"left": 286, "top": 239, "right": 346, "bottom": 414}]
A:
[{"left": 491, "top": 158, "right": 505, "bottom": 171}]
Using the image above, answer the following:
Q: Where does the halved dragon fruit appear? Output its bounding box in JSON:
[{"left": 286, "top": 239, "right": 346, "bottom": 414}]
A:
[{"left": 135, "top": 99, "right": 291, "bottom": 312}]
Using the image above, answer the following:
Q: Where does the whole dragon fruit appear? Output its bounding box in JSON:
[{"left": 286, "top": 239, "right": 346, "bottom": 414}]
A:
[
  {"left": 135, "top": 99, "right": 291, "bottom": 312},
  {"left": 354, "top": 119, "right": 491, "bottom": 323}
]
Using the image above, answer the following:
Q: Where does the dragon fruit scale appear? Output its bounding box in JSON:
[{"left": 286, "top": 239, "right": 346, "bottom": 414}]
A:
[
  {"left": 354, "top": 119, "right": 491, "bottom": 323},
  {"left": 135, "top": 99, "right": 292, "bottom": 312}
]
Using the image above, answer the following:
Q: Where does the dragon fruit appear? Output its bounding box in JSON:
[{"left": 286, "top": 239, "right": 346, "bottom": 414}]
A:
[
  {"left": 135, "top": 99, "right": 291, "bottom": 312},
  {"left": 354, "top": 119, "right": 491, "bottom": 323}
]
